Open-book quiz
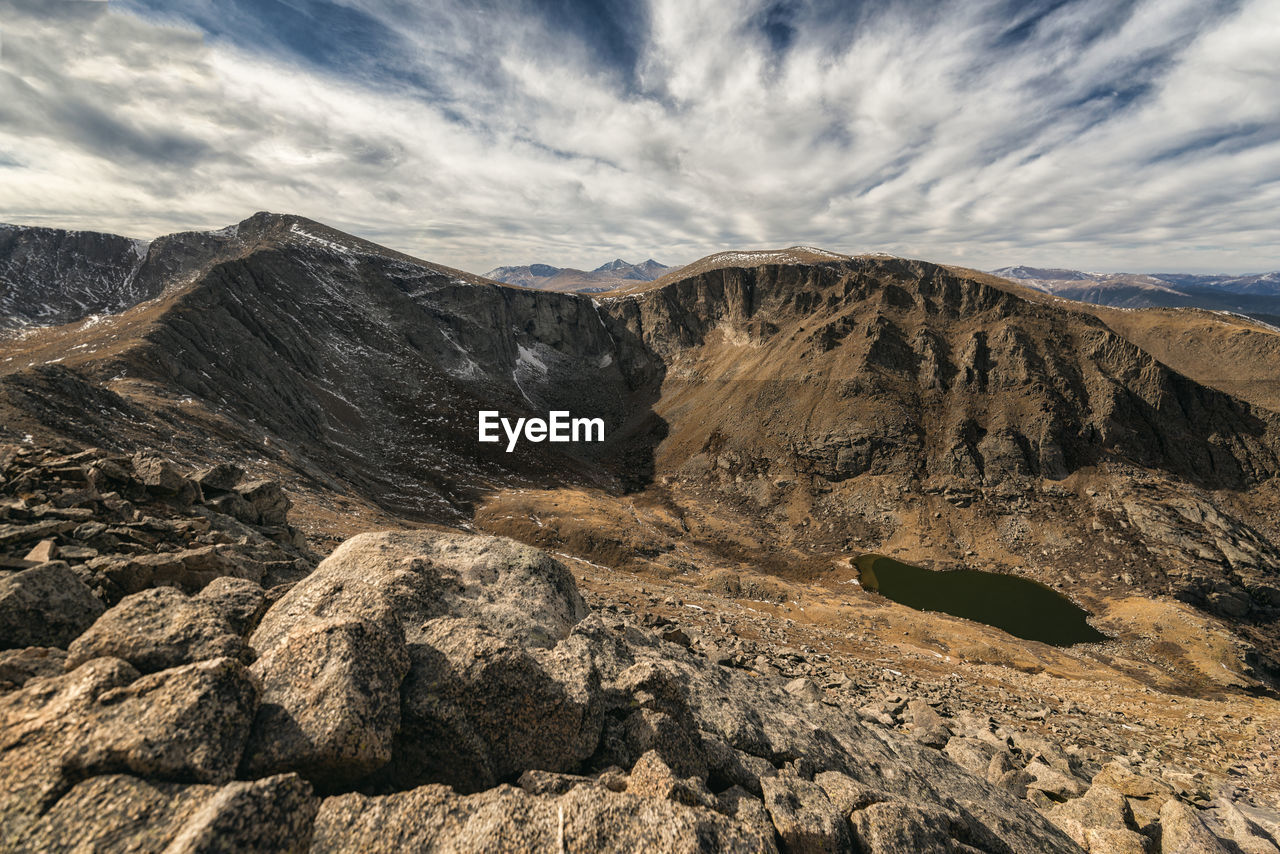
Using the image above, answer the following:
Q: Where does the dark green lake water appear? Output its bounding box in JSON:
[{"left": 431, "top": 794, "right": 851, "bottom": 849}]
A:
[{"left": 856, "top": 554, "right": 1108, "bottom": 647}]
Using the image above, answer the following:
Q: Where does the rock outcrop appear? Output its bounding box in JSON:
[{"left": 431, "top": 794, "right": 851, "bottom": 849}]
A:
[{"left": 3, "top": 516, "right": 1277, "bottom": 851}]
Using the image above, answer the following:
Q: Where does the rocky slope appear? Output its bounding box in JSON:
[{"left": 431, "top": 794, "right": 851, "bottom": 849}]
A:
[
  {"left": 4, "top": 506, "right": 1277, "bottom": 852},
  {"left": 0, "top": 213, "right": 666, "bottom": 519},
  {"left": 0, "top": 225, "right": 150, "bottom": 330}
]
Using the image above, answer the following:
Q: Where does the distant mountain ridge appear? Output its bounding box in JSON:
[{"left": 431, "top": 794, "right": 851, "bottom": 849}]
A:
[
  {"left": 993, "top": 265, "right": 1280, "bottom": 325},
  {"left": 485, "top": 257, "right": 670, "bottom": 293}
]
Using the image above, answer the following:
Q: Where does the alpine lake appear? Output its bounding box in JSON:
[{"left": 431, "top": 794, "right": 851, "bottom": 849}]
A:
[{"left": 855, "top": 554, "right": 1109, "bottom": 647}]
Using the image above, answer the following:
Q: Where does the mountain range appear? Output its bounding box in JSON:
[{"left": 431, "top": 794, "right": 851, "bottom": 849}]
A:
[
  {"left": 483, "top": 257, "right": 670, "bottom": 292},
  {"left": 3, "top": 213, "right": 1280, "bottom": 851},
  {"left": 993, "top": 265, "right": 1280, "bottom": 327}
]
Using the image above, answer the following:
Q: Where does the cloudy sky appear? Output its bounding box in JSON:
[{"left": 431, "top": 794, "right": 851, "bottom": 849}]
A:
[{"left": 1, "top": 0, "right": 1277, "bottom": 274}]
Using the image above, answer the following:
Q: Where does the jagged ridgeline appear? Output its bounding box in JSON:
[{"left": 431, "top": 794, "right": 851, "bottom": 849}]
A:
[{"left": 3, "top": 213, "right": 1277, "bottom": 524}]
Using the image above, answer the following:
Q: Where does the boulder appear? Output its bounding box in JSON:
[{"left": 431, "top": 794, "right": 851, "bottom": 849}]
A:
[
  {"left": 10, "top": 773, "right": 316, "bottom": 853},
  {"left": 813, "top": 769, "right": 879, "bottom": 814},
  {"left": 0, "top": 646, "right": 67, "bottom": 692},
  {"left": 195, "top": 576, "right": 269, "bottom": 635},
  {"left": 1046, "top": 783, "right": 1135, "bottom": 847},
  {"left": 62, "top": 657, "right": 257, "bottom": 784},
  {"left": 133, "top": 452, "right": 200, "bottom": 504},
  {"left": 243, "top": 612, "right": 409, "bottom": 786},
  {"left": 1161, "top": 799, "right": 1230, "bottom": 853},
  {"left": 388, "top": 614, "right": 601, "bottom": 792},
  {"left": 65, "top": 586, "right": 249, "bottom": 673},
  {"left": 1024, "top": 759, "right": 1087, "bottom": 800},
  {"left": 311, "top": 783, "right": 775, "bottom": 853},
  {"left": 785, "top": 677, "right": 822, "bottom": 703},
  {"left": 249, "top": 531, "right": 597, "bottom": 793},
  {"left": 626, "top": 750, "right": 717, "bottom": 809},
  {"left": 944, "top": 736, "right": 998, "bottom": 777},
  {"left": 191, "top": 462, "right": 246, "bottom": 494},
  {"left": 86, "top": 545, "right": 261, "bottom": 601},
  {"left": 760, "top": 773, "right": 852, "bottom": 853},
  {"left": 849, "top": 801, "right": 958, "bottom": 854},
  {"left": 905, "top": 698, "right": 951, "bottom": 748},
  {"left": 1216, "top": 798, "right": 1280, "bottom": 854},
  {"left": 0, "top": 561, "right": 104, "bottom": 649},
  {"left": 0, "top": 656, "right": 255, "bottom": 839},
  {"left": 237, "top": 480, "right": 290, "bottom": 526}
]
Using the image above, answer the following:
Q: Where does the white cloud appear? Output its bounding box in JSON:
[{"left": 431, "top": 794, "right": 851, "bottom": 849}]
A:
[{"left": 0, "top": 0, "right": 1276, "bottom": 274}]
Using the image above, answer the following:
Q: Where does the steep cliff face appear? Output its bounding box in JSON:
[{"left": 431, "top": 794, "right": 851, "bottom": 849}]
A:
[
  {"left": 606, "top": 258, "right": 1280, "bottom": 492},
  {"left": 3, "top": 217, "right": 1279, "bottom": 518},
  {"left": 0, "top": 225, "right": 150, "bottom": 329},
  {"left": 1, "top": 214, "right": 668, "bottom": 519}
]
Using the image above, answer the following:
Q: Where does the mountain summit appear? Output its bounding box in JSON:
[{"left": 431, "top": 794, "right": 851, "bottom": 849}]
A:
[{"left": 484, "top": 257, "right": 671, "bottom": 292}]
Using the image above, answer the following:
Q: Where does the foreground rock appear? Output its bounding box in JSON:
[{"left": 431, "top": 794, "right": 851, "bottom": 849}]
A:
[
  {"left": 241, "top": 531, "right": 1082, "bottom": 852},
  {"left": 7, "top": 527, "right": 1268, "bottom": 851},
  {"left": 0, "top": 561, "right": 103, "bottom": 649}
]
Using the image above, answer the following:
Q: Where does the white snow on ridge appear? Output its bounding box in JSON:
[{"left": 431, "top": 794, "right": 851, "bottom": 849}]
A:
[{"left": 516, "top": 343, "right": 548, "bottom": 375}]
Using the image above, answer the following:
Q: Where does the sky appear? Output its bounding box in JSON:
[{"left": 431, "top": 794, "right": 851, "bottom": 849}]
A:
[{"left": 0, "top": 0, "right": 1277, "bottom": 274}]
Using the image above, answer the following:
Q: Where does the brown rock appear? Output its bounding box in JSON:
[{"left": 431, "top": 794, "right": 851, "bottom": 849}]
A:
[
  {"left": 243, "top": 612, "right": 409, "bottom": 787},
  {"left": 237, "top": 480, "right": 290, "bottom": 526},
  {"left": 311, "top": 782, "right": 775, "bottom": 853},
  {"left": 627, "top": 750, "right": 717, "bottom": 808},
  {"left": 65, "top": 586, "right": 249, "bottom": 674},
  {"left": 0, "top": 646, "right": 67, "bottom": 692},
  {"left": 1161, "top": 799, "right": 1230, "bottom": 854},
  {"left": 0, "top": 561, "right": 104, "bottom": 649},
  {"left": 0, "top": 656, "right": 255, "bottom": 839},
  {"left": 12, "top": 772, "right": 316, "bottom": 853},
  {"left": 22, "top": 539, "right": 57, "bottom": 563}
]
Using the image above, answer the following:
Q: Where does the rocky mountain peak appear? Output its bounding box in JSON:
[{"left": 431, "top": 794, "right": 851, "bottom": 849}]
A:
[{"left": 594, "top": 258, "right": 633, "bottom": 272}]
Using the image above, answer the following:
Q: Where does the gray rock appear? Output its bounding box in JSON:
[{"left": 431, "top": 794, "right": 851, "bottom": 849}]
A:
[
  {"left": 1024, "top": 759, "right": 1087, "bottom": 800},
  {"left": 65, "top": 586, "right": 248, "bottom": 674},
  {"left": 0, "top": 561, "right": 104, "bottom": 649},
  {"left": 627, "top": 750, "right": 717, "bottom": 808},
  {"left": 905, "top": 698, "right": 952, "bottom": 748},
  {"left": 849, "top": 801, "right": 957, "bottom": 854},
  {"left": 813, "top": 769, "right": 880, "bottom": 814},
  {"left": 1216, "top": 798, "right": 1280, "bottom": 854},
  {"left": 945, "top": 736, "right": 998, "bottom": 777},
  {"left": 785, "top": 677, "right": 822, "bottom": 703},
  {"left": 388, "top": 614, "right": 601, "bottom": 792},
  {"left": 1046, "top": 783, "right": 1135, "bottom": 847},
  {"left": 252, "top": 531, "right": 599, "bottom": 793},
  {"left": 760, "top": 773, "right": 852, "bottom": 853}
]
